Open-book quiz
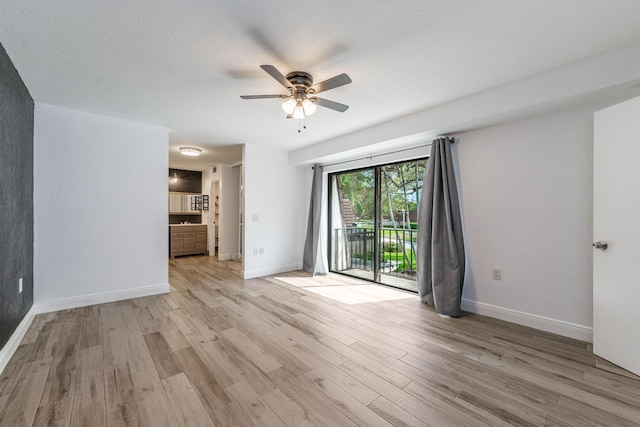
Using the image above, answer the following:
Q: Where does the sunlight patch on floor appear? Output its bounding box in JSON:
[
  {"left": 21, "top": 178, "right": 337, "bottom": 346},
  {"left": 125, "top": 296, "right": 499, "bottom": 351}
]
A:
[
  {"left": 304, "top": 285, "right": 415, "bottom": 304},
  {"left": 275, "top": 274, "right": 415, "bottom": 304}
]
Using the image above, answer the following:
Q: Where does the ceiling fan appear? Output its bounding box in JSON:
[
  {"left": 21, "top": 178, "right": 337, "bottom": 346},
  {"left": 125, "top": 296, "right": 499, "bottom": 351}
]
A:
[{"left": 240, "top": 65, "right": 352, "bottom": 119}]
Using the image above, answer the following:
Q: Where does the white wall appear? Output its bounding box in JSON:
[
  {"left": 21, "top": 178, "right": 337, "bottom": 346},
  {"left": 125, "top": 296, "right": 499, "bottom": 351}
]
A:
[
  {"left": 218, "top": 164, "right": 240, "bottom": 260},
  {"left": 306, "top": 105, "right": 605, "bottom": 341},
  {"left": 202, "top": 164, "right": 241, "bottom": 260},
  {"left": 453, "top": 107, "right": 595, "bottom": 340},
  {"left": 34, "top": 104, "right": 169, "bottom": 311},
  {"left": 201, "top": 166, "right": 217, "bottom": 255},
  {"left": 243, "top": 143, "right": 309, "bottom": 279}
]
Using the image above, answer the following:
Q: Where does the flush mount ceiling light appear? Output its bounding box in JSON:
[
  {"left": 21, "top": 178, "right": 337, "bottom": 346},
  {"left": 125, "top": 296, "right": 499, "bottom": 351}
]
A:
[
  {"left": 179, "top": 147, "right": 201, "bottom": 157},
  {"left": 241, "top": 65, "right": 351, "bottom": 131}
]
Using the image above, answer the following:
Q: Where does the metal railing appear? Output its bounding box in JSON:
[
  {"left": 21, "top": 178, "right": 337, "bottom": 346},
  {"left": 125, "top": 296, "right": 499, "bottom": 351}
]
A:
[{"left": 332, "top": 227, "right": 417, "bottom": 278}]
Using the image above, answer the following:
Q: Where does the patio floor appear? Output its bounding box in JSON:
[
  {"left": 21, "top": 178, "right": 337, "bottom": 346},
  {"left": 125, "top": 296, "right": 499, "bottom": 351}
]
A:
[{"left": 340, "top": 268, "right": 418, "bottom": 293}]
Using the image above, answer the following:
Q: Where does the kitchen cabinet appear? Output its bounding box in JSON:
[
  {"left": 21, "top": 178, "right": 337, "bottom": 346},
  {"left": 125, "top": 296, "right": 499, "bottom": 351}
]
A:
[{"left": 170, "top": 224, "right": 208, "bottom": 258}]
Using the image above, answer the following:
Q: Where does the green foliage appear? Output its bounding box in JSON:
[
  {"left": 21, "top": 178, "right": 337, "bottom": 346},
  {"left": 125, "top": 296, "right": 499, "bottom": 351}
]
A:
[
  {"left": 382, "top": 241, "right": 399, "bottom": 252},
  {"left": 338, "top": 169, "right": 375, "bottom": 219},
  {"left": 353, "top": 251, "right": 375, "bottom": 261},
  {"left": 336, "top": 158, "right": 427, "bottom": 224},
  {"left": 383, "top": 252, "right": 406, "bottom": 261},
  {"left": 394, "top": 261, "right": 417, "bottom": 273},
  {"left": 381, "top": 160, "right": 427, "bottom": 220}
]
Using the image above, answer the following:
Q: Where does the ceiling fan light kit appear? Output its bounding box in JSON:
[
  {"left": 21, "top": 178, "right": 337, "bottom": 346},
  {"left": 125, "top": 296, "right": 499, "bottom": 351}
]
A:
[
  {"left": 282, "top": 98, "right": 297, "bottom": 115},
  {"left": 241, "top": 65, "right": 351, "bottom": 130}
]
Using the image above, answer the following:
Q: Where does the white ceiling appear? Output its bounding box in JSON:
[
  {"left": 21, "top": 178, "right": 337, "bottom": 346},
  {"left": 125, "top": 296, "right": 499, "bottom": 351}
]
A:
[{"left": 2, "top": 0, "right": 640, "bottom": 170}]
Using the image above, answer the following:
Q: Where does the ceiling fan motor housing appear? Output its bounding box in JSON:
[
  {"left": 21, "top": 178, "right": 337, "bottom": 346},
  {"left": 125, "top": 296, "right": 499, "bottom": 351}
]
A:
[{"left": 286, "top": 71, "right": 313, "bottom": 88}]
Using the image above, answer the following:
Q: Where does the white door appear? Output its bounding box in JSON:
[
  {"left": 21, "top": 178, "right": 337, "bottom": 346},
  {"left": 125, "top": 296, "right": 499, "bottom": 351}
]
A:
[{"left": 593, "top": 95, "right": 640, "bottom": 376}]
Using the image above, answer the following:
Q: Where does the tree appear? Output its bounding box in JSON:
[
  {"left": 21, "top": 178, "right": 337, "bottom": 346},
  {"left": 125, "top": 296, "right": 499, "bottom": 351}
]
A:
[{"left": 338, "top": 169, "right": 375, "bottom": 220}]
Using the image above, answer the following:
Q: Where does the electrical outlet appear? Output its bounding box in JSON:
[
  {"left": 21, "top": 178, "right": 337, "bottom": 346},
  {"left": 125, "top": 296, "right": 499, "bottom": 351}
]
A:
[
  {"left": 492, "top": 268, "right": 502, "bottom": 281},
  {"left": 18, "top": 277, "right": 23, "bottom": 293}
]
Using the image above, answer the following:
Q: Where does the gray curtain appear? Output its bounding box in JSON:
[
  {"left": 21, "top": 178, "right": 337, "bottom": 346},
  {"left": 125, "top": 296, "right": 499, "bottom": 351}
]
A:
[
  {"left": 303, "top": 164, "right": 326, "bottom": 275},
  {"left": 417, "top": 137, "right": 465, "bottom": 316}
]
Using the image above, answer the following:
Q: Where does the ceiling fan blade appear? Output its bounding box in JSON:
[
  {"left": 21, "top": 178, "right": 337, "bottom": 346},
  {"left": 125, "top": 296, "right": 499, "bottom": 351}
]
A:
[
  {"left": 311, "top": 73, "right": 352, "bottom": 94},
  {"left": 314, "top": 97, "right": 349, "bottom": 112},
  {"left": 240, "top": 95, "right": 284, "bottom": 99},
  {"left": 260, "top": 65, "right": 291, "bottom": 89}
]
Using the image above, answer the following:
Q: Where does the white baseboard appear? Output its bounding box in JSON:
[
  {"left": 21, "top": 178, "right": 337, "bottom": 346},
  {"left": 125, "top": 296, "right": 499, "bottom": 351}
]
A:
[
  {"left": 34, "top": 283, "right": 170, "bottom": 314},
  {"left": 242, "top": 263, "right": 303, "bottom": 280},
  {"left": 461, "top": 298, "right": 593, "bottom": 343},
  {"left": 0, "top": 306, "right": 36, "bottom": 375},
  {"left": 218, "top": 253, "right": 232, "bottom": 261}
]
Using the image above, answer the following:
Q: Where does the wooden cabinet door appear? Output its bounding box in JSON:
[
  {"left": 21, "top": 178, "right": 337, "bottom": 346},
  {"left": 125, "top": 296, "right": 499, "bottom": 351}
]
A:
[
  {"left": 183, "top": 232, "right": 196, "bottom": 250},
  {"left": 196, "top": 231, "right": 207, "bottom": 251},
  {"left": 171, "top": 232, "right": 184, "bottom": 252}
]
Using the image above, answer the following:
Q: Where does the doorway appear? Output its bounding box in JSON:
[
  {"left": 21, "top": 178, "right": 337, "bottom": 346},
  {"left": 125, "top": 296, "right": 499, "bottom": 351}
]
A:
[{"left": 328, "top": 158, "right": 427, "bottom": 292}]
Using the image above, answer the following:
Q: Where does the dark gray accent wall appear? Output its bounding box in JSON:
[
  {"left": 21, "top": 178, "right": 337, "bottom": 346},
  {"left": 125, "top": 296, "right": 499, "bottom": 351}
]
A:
[
  {"left": 168, "top": 168, "right": 202, "bottom": 193},
  {"left": 0, "top": 43, "right": 34, "bottom": 349},
  {"left": 168, "top": 169, "right": 203, "bottom": 225}
]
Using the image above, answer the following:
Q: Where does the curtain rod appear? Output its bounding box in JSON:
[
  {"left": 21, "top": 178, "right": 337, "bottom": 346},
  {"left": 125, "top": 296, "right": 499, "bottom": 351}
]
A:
[{"left": 318, "top": 137, "right": 455, "bottom": 168}]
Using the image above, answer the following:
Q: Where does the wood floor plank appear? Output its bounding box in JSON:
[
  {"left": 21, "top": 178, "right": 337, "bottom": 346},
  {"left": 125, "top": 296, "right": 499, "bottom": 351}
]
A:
[
  {"left": 224, "top": 381, "right": 285, "bottom": 427},
  {"left": 130, "top": 368, "right": 179, "bottom": 427},
  {"left": 0, "top": 343, "right": 34, "bottom": 413},
  {"left": 101, "top": 328, "right": 127, "bottom": 368},
  {"left": 300, "top": 369, "right": 395, "bottom": 427},
  {"left": 161, "top": 373, "right": 215, "bottom": 427},
  {"left": 70, "top": 346, "right": 106, "bottom": 427},
  {"left": 104, "top": 363, "right": 144, "bottom": 427},
  {"left": 220, "top": 328, "right": 281, "bottom": 373},
  {"left": 121, "top": 328, "right": 156, "bottom": 374},
  {"left": 209, "top": 401, "right": 255, "bottom": 427},
  {"left": 280, "top": 339, "right": 381, "bottom": 406},
  {"left": 32, "top": 310, "right": 82, "bottom": 427},
  {"left": 368, "top": 396, "right": 429, "bottom": 427},
  {"left": 0, "top": 358, "right": 51, "bottom": 427},
  {"left": 29, "top": 313, "right": 64, "bottom": 363},
  {"left": 212, "top": 337, "right": 277, "bottom": 396},
  {"left": 186, "top": 339, "right": 243, "bottom": 388},
  {"left": 261, "top": 388, "right": 320, "bottom": 427},
  {"left": 478, "top": 352, "right": 640, "bottom": 424},
  {"left": 266, "top": 367, "right": 360, "bottom": 427},
  {"left": 3, "top": 255, "right": 640, "bottom": 427},
  {"left": 79, "top": 306, "right": 102, "bottom": 350},
  {"left": 173, "top": 346, "right": 231, "bottom": 413},
  {"left": 143, "top": 332, "right": 182, "bottom": 379}
]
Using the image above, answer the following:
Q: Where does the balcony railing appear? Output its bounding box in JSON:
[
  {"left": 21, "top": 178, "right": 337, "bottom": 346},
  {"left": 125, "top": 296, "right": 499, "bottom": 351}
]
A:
[{"left": 332, "top": 227, "right": 417, "bottom": 279}]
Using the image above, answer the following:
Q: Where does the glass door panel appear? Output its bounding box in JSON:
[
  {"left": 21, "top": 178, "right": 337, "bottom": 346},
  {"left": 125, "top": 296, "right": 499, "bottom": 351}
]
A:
[
  {"left": 329, "top": 168, "right": 376, "bottom": 281},
  {"left": 329, "top": 158, "right": 427, "bottom": 292},
  {"left": 378, "top": 160, "right": 427, "bottom": 292}
]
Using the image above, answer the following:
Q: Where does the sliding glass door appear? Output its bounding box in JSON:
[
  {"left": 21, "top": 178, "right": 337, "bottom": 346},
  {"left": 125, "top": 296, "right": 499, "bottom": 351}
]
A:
[{"left": 328, "top": 158, "right": 427, "bottom": 292}]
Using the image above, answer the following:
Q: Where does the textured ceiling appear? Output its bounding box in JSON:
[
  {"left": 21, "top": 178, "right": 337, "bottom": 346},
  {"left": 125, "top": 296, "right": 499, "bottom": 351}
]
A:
[{"left": 2, "top": 0, "right": 640, "bottom": 170}]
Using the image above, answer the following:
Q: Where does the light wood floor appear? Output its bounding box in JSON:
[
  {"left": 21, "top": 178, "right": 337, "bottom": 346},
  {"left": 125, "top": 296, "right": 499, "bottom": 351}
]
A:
[{"left": 1, "top": 256, "right": 640, "bottom": 426}]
